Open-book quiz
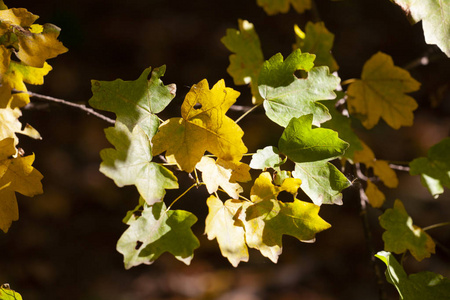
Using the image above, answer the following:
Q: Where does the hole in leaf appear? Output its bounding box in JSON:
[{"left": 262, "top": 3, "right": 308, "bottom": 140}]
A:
[
  {"left": 135, "top": 241, "right": 143, "bottom": 250},
  {"left": 193, "top": 103, "right": 202, "bottom": 109},
  {"left": 294, "top": 69, "right": 308, "bottom": 79}
]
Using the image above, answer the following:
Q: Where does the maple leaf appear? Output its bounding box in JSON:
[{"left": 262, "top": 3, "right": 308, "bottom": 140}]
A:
[
  {"left": 259, "top": 49, "right": 340, "bottom": 127},
  {"left": 294, "top": 22, "right": 339, "bottom": 72},
  {"left": 293, "top": 161, "right": 351, "bottom": 206},
  {"left": 221, "top": 19, "right": 264, "bottom": 103},
  {"left": 410, "top": 137, "right": 450, "bottom": 198},
  {"left": 256, "top": 0, "right": 311, "bottom": 15},
  {"left": 379, "top": 200, "right": 435, "bottom": 261},
  {"left": 365, "top": 179, "right": 385, "bottom": 208},
  {"left": 0, "top": 61, "right": 52, "bottom": 108},
  {"left": 205, "top": 196, "right": 248, "bottom": 267},
  {"left": 117, "top": 201, "right": 200, "bottom": 269},
  {"left": 0, "top": 138, "right": 43, "bottom": 232},
  {"left": 216, "top": 158, "right": 251, "bottom": 183},
  {"left": 0, "top": 7, "right": 38, "bottom": 28},
  {"left": 196, "top": 156, "right": 243, "bottom": 199},
  {"left": 16, "top": 23, "right": 68, "bottom": 68},
  {"left": 278, "top": 114, "right": 349, "bottom": 163},
  {"left": 152, "top": 79, "right": 248, "bottom": 173},
  {"left": 89, "top": 66, "right": 175, "bottom": 138},
  {"left": 392, "top": 0, "right": 450, "bottom": 57},
  {"left": 249, "top": 146, "right": 283, "bottom": 171},
  {"left": 100, "top": 121, "right": 178, "bottom": 205},
  {"left": 0, "top": 283, "right": 23, "bottom": 300},
  {"left": 250, "top": 172, "right": 301, "bottom": 203},
  {"left": 347, "top": 52, "right": 420, "bottom": 129},
  {"left": 239, "top": 198, "right": 330, "bottom": 263},
  {"left": 0, "top": 107, "right": 41, "bottom": 146},
  {"left": 376, "top": 251, "right": 450, "bottom": 300},
  {"left": 353, "top": 141, "right": 398, "bottom": 188}
]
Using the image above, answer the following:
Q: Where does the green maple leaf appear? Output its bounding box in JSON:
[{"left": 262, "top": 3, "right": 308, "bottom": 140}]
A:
[
  {"left": 278, "top": 114, "right": 349, "bottom": 163},
  {"left": 347, "top": 52, "right": 420, "bottom": 129},
  {"left": 258, "top": 49, "right": 340, "bottom": 127},
  {"left": 249, "top": 146, "right": 283, "bottom": 171},
  {"left": 100, "top": 121, "right": 178, "bottom": 205},
  {"left": 256, "top": 0, "right": 311, "bottom": 15},
  {"left": 376, "top": 251, "right": 450, "bottom": 300},
  {"left": 410, "top": 137, "right": 450, "bottom": 198},
  {"left": 391, "top": 0, "right": 450, "bottom": 57},
  {"left": 320, "top": 97, "right": 363, "bottom": 160},
  {"left": 89, "top": 66, "right": 175, "bottom": 137},
  {"left": 293, "top": 161, "right": 351, "bottom": 206},
  {"left": 379, "top": 200, "right": 435, "bottom": 261},
  {"left": 117, "top": 201, "right": 200, "bottom": 269},
  {"left": 205, "top": 196, "right": 248, "bottom": 267},
  {"left": 240, "top": 198, "right": 330, "bottom": 263},
  {"left": 294, "top": 22, "right": 339, "bottom": 72},
  {"left": 221, "top": 19, "right": 264, "bottom": 103}
]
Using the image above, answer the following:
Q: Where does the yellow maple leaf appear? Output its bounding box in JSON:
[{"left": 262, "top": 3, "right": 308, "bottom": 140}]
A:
[
  {"left": 0, "top": 138, "right": 43, "bottom": 232},
  {"left": 250, "top": 172, "right": 301, "bottom": 202},
  {"left": 0, "top": 45, "right": 11, "bottom": 80},
  {"left": 0, "top": 107, "right": 41, "bottom": 146},
  {"left": 0, "top": 7, "right": 39, "bottom": 28},
  {"left": 0, "top": 61, "right": 52, "bottom": 108},
  {"left": 347, "top": 52, "right": 420, "bottom": 129},
  {"left": 152, "top": 79, "right": 248, "bottom": 172},
  {"left": 365, "top": 179, "right": 385, "bottom": 208},
  {"left": 353, "top": 141, "right": 398, "bottom": 188}
]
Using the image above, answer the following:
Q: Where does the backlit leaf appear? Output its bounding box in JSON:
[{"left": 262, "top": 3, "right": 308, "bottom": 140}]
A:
[
  {"left": 256, "top": 0, "right": 311, "bottom": 15},
  {"left": 221, "top": 19, "right": 264, "bottom": 103},
  {"left": 347, "top": 52, "right": 420, "bottom": 129},
  {"left": 196, "top": 156, "right": 243, "bottom": 199},
  {"left": 250, "top": 172, "right": 301, "bottom": 203},
  {"left": 294, "top": 22, "right": 339, "bottom": 72},
  {"left": 365, "top": 179, "right": 385, "bottom": 208},
  {"left": 117, "top": 201, "right": 200, "bottom": 269},
  {"left": 410, "top": 137, "right": 450, "bottom": 198},
  {"left": 0, "top": 138, "right": 43, "bottom": 232},
  {"left": 379, "top": 200, "right": 435, "bottom": 261},
  {"left": 376, "top": 251, "right": 450, "bottom": 300},
  {"left": 205, "top": 196, "right": 248, "bottom": 267},
  {"left": 0, "top": 284, "right": 23, "bottom": 300},
  {"left": 259, "top": 49, "right": 340, "bottom": 127},
  {"left": 293, "top": 161, "right": 351, "bottom": 206},
  {"left": 216, "top": 159, "right": 251, "bottom": 183},
  {"left": 0, "top": 8, "right": 38, "bottom": 27},
  {"left": 0, "top": 107, "right": 41, "bottom": 146},
  {"left": 279, "top": 114, "right": 349, "bottom": 163},
  {"left": 89, "top": 66, "right": 175, "bottom": 138},
  {"left": 152, "top": 79, "right": 247, "bottom": 172},
  {"left": 249, "top": 146, "right": 283, "bottom": 171},
  {"left": 392, "top": 0, "right": 450, "bottom": 57},
  {"left": 100, "top": 121, "right": 178, "bottom": 205}
]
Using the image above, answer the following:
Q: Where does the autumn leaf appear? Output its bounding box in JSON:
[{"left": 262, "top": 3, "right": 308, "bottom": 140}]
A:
[
  {"left": 353, "top": 141, "right": 398, "bottom": 188},
  {"left": 205, "top": 196, "right": 248, "bottom": 267},
  {"left": 196, "top": 156, "right": 243, "bottom": 199},
  {"left": 256, "top": 0, "right": 311, "bottom": 15},
  {"left": 259, "top": 49, "right": 340, "bottom": 127},
  {"left": 221, "top": 19, "right": 264, "bottom": 103},
  {"left": 0, "top": 283, "right": 23, "bottom": 300},
  {"left": 0, "top": 7, "right": 38, "bottom": 28},
  {"left": 392, "top": 0, "right": 450, "bottom": 57},
  {"left": 279, "top": 114, "right": 349, "bottom": 163},
  {"left": 347, "top": 52, "right": 420, "bottom": 129},
  {"left": 249, "top": 146, "right": 283, "bottom": 172},
  {"left": 0, "top": 61, "right": 52, "bottom": 108},
  {"left": 293, "top": 161, "right": 351, "bottom": 206},
  {"left": 152, "top": 79, "right": 248, "bottom": 172},
  {"left": 117, "top": 201, "right": 200, "bottom": 269},
  {"left": 250, "top": 172, "right": 301, "bottom": 203},
  {"left": 376, "top": 251, "right": 450, "bottom": 300},
  {"left": 216, "top": 159, "right": 251, "bottom": 183},
  {"left": 100, "top": 121, "right": 178, "bottom": 205},
  {"left": 410, "top": 137, "right": 450, "bottom": 198},
  {"left": 239, "top": 198, "right": 330, "bottom": 263},
  {"left": 0, "top": 107, "right": 41, "bottom": 146},
  {"left": 365, "top": 179, "right": 385, "bottom": 208},
  {"left": 379, "top": 200, "right": 435, "bottom": 261},
  {"left": 89, "top": 66, "right": 175, "bottom": 138},
  {"left": 294, "top": 22, "right": 339, "bottom": 72},
  {"left": 0, "top": 138, "right": 43, "bottom": 232},
  {"left": 16, "top": 23, "right": 68, "bottom": 68}
]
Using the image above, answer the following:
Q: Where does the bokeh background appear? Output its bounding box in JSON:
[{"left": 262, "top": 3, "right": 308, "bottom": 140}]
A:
[{"left": 1, "top": 0, "right": 450, "bottom": 299}]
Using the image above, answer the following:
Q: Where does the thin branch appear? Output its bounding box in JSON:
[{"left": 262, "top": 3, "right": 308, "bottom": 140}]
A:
[
  {"left": 423, "top": 221, "right": 450, "bottom": 232},
  {"left": 17, "top": 89, "right": 116, "bottom": 125},
  {"left": 235, "top": 103, "right": 261, "bottom": 124},
  {"left": 167, "top": 183, "right": 199, "bottom": 210},
  {"left": 388, "top": 163, "right": 410, "bottom": 172}
]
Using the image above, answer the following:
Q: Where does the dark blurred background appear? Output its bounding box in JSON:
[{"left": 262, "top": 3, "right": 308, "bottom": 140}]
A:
[{"left": 1, "top": 0, "right": 450, "bottom": 299}]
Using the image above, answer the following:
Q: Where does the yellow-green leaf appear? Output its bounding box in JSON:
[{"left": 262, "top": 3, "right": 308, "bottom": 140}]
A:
[
  {"left": 152, "top": 79, "right": 248, "bottom": 172},
  {"left": 256, "top": 0, "right": 311, "bottom": 15},
  {"left": 379, "top": 200, "right": 435, "bottom": 261},
  {"left": 365, "top": 179, "right": 385, "bottom": 208},
  {"left": 250, "top": 172, "right": 301, "bottom": 203},
  {"left": 205, "top": 196, "right": 249, "bottom": 267},
  {"left": 347, "top": 52, "right": 420, "bottom": 129}
]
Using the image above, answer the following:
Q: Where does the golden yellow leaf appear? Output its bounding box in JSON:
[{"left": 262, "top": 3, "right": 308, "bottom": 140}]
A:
[
  {"left": 0, "top": 107, "right": 41, "bottom": 146},
  {"left": 347, "top": 52, "right": 420, "bottom": 129},
  {"left": 216, "top": 159, "right": 252, "bottom": 183},
  {"left": 0, "top": 8, "right": 39, "bottom": 27},
  {"left": 152, "top": 79, "right": 247, "bottom": 172},
  {"left": 365, "top": 179, "right": 385, "bottom": 208},
  {"left": 250, "top": 172, "right": 301, "bottom": 203}
]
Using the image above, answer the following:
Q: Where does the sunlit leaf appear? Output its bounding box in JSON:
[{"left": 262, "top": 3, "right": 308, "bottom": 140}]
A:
[
  {"left": 0, "top": 283, "right": 23, "bottom": 300},
  {"left": 249, "top": 146, "right": 283, "bottom": 171},
  {"left": 256, "top": 0, "right": 311, "bottom": 15},
  {"left": 365, "top": 179, "right": 385, "bottom": 208},
  {"left": 0, "top": 107, "right": 41, "bottom": 146}
]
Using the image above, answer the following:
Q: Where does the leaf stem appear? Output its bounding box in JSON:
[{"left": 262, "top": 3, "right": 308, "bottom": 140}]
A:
[
  {"left": 423, "top": 222, "right": 450, "bottom": 231},
  {"left": 18, "top": 89, "right": 116, "bottom": 124},
  {"left": 167, "top": 183, "right": 198, "bottom": 210},
  {"left": 235, "top": 103, "right": 261, "bottom": 124},
  {"left": 341, "top": 78, "right": 357, "bottom": 86}
]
